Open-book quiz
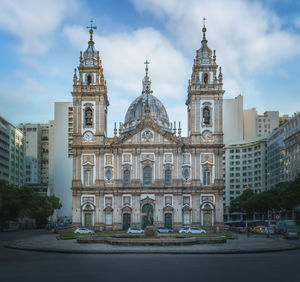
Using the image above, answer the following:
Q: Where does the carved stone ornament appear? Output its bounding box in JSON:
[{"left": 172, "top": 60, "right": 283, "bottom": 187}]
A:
[
  {"left": 202, "top": 130, "right": 213, "bottom": 141},
  {"left": 83, "top": 155, "right": 94, "bottom": 165},
  {"left": 201, "top": 153, "right": 213, "bottom": 163},
  {"left": 123, "top": 154, "right": 131, "bottom": 163},
  {"left": 183, "top": 196, "right": 190, "bottom": 206},
  {"left": 183, "top": 154, "right": 190, "bottom": 165},
  {"left": 141, "top": 129, "right": 154, "bottom": 142},
  {"left": 105, "top": 154, "right": 113, "bottom": 165},
  {"left": 82, "top": 196, "right": 94, "bottom": 203},
  {"left": 164, "top": 153, "right": 172, "bottom": 163}
]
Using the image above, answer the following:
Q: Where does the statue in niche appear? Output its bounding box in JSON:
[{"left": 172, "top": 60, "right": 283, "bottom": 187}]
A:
[
  {"left": 85, "top": 107, "right": 93, "bottom": 126},
  {"left": 203, "top": 106, "right": 210, "bottom": 125},
  {"left": 203, "top": 73, "right": 209, "bottom": 84}
]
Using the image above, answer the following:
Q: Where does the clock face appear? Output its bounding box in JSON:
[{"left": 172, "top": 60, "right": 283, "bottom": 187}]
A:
[
  {"left": 203, "top": 131, "right": 212, "bottom": 140},
  {"left": 200, "top": 58, "right": 211, "bottom": 65},
  {"left": 84, "top": 132, "right": 93, "bottom": 141}
]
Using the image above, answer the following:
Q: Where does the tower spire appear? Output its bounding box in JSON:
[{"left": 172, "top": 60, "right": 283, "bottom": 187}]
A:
[
  {"left": 86, "top": 20, "right": 97, "bottom": 45},
  {"left": 142, "top": 59, "right": 152, "bottom": 95},
  {"left": 202, "top": 17, "right": 207, "bottom": 43}
]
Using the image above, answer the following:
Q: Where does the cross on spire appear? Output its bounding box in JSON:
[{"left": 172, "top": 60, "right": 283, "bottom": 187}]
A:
[
  {"left": 203, "top": 17, "right": 206, "bottom": 28},
  {"left": 144, "top": 59, "right": 150, "bottom": 77},
  {"left": 86, "top": 20, "right": 97, "bottom": 44}
]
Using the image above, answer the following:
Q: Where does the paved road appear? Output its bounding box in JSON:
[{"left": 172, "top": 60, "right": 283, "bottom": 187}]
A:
[{"left": 1, "top": 230, "right": 300, "bottom": 282}]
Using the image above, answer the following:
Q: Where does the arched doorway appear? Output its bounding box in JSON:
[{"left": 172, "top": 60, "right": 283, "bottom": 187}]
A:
[
  {"left": 202, "top": 203, "right": 214, "bottom": 227},
  {"left": 122, "top": 213, "right": 131, "bottom": 230},
  {"left": 142, "top": 204, "right": 153, "bottom": 229},
  {"left": 164, "top": 213, "right": 172, "bottom": 229}
]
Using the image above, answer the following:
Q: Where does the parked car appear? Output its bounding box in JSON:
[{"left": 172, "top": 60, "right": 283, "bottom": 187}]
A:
[
  {"left": 187, "top": 227, "right": 207, "bottom": 234},
  {"left": 157, "top": 227, "right": 173, "bottom": 233},
  {"left": 127, "top": 227, "right": 144, "bottom": 234},
  {"left": 283, "top": 225, "right": 299, "bottom": 239},
  {"left": 179, "top": 227, "right": 189, "bottom": 233},
  {"left": 252, "top": 226, "right": 265, "bottom": 234},
  {"left": 74, "top": 228, "right": 95, "bottom": 234}
]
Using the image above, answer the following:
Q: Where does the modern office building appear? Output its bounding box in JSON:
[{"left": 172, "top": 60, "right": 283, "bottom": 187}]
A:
[
  {"left": 243, "top": 108, "right": 279, "bottom": 139},
  {"left": 0, "top": 116, "right": 25, "bottom": 187},
  {"left": 0, "top": 117, "right": 10, "bottom": 183},
  {"left": 223, "top": 137, "right": 267, "bottom": 220},
  {"left": 49, "top": 102, "right": 73, "bottom": 220},
  {"left": 284, "top": 112, "right": 300, "bottom": 182},
  {"left": 223, "top": 95, "right": 243, "bottom": 144}
]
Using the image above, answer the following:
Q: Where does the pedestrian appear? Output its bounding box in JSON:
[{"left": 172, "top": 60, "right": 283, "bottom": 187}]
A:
[{"left": 247, "top": 226, "right": 251, "bottom": 238}]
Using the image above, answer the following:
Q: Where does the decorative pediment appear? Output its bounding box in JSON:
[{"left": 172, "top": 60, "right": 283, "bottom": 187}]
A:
[
  {"left": 182, "top": 205, "right": 192, "bottom": 212},
  {"left": 163, "top": 205, "right": 174, "bottom": 212},
  {"left": 122, "top": 206, "right": 132, "bottom": 213},
  {"left": 110, "top": 116, "right": 183, "bottom": 147}
]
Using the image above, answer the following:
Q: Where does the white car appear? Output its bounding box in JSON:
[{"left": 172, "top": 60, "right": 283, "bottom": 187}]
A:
[
  {"left": 127, "top": 227, "right": 144, "bottom": 234},
  {"left": 179, "top": 227, "right": 189, "bottom": 233},
  {"left": 187, "top": 227, "right": 207, "bottom": 234},
  {"left": 74, "top": 228, "right": 95, "bottom": 234}
]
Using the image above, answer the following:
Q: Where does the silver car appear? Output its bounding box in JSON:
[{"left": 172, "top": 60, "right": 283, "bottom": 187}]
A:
[
  {"left": 179, "top": 227, "right": 189, "bottom": 233},
  {"left": 74, "top": 228, "right": 95, "bottom": 234},
  {"left": 187, "top": 227, "right": 207, "bottom": 234},
  {"left": 127, "top": 227, "right": 144, "bottom": 234}
]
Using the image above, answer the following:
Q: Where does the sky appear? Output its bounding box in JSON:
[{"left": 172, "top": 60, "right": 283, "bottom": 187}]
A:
[{"left": 0, "top": 0, "right": 300, "bottom": 136}]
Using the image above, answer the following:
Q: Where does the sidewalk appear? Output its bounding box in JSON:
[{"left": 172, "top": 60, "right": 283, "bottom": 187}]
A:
[{"left": 4, "top": 233, "right": 300, "bottom": 254}]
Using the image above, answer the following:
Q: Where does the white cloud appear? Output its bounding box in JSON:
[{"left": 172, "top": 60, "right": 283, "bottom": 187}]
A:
[
  {"left": 0, "top": 0, "right": 79, "bottom": 55},
  {"left": 131, "top": 0, "right": 300, "bottom": 90},
  {"left": 64, "top": 25, "right": 190, "bottom": 100}
]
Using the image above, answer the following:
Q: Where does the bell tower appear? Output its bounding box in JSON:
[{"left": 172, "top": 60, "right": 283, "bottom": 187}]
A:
[
  {"left": 186, "top": 20, "right": 224, "bottom": 145},
  {"left": 71, "top": 21, "right": 109, "bottom": 144}
]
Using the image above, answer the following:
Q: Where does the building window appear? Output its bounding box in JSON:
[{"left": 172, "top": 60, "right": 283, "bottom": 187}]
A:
[
  {"left": 183, "top": 213, "right": 190, "bottom": 225},
  {"left": 164, "top": 169, "right": 172, "bottom": 186},
  {"left": 203, "top": 170, "right": 210, "bottom": 185},
  {"left": 143, "top": 166, "right": 152, "bottom": 185},
  {"left": 123, "top": 170, "right": 130, "bottom": 186},
  {"left": 84, "top": 169, "right": 93, "bottom": 186}
]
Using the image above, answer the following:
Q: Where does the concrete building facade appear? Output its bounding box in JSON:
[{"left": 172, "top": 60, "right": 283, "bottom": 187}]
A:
[
  {"left": 0, "top": 117, "right": 10, "bottom": 183},
  {"left": 223, "top": 137, "right": 267, "bottom": 220}
]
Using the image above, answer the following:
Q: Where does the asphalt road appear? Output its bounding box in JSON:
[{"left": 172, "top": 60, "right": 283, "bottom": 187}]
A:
[{"left": 1, "top": 230, "right": 300, "bottom": 282}]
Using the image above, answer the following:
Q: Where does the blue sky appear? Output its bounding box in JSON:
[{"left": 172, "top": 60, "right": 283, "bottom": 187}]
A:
[{"left": 0, "top": 0, "right": 300, "bottom": 136}]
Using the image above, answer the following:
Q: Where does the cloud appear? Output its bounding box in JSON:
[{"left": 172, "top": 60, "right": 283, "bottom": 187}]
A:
[
  {"left": 131, "top": 0, "right": 300, "bottom": 91},
  {"left": 64, "top": 25, "right": 190, "bottom": 100},
  {"left": 0, "top": 0, "right": 79, "bottom": 55}
]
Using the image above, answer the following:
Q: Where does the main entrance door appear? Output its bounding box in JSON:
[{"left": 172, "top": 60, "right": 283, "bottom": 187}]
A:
[
  {"left": 84, "top": 213, "right": 92, "bottom": 227},
  {"left": 164, "top": 213, "right": 172, "bottom": 229},
  {"left": 203, "top": 212, "right": 212, "bottom": 227},
  {"left": 122, "top": 213, "right": 131, "bottom": 230},
  {"left": 142, "top": 204, "right": 153, "bottom": 229}
]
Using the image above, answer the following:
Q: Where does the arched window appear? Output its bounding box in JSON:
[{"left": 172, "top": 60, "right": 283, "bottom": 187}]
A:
[
  {"left": 84, "top": 168, "right": 93, "bottom": 186},
  {"left": 164, "top": 169, "right": 172, "bottom": 186},
  {"left": 87, "top": 74, "right": 92, "bottom": 85},
  {"left": 203, "top": 73, "right": 209, "bottom": 84},
  {"left": 203, "top": 170, "right": 210, "bottom": 186},
  {"left": 85, "top": 107, "right": 93, "bottom": 126},
  {"left": 143, "top": 166, "right": 152, "bottom": 185},
  {"left": 123, "top": 170, "right": 130, "bottom": 186},
  {"left": 203, "top": 107, "right": 210, "bottom": 125}
]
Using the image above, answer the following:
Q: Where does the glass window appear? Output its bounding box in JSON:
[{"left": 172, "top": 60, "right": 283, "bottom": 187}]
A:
[
  {"left": 164, "top": 169, "right": 172, "bottom": 186},
  {"left": 203, "top": 170, "right": 210, "bottom": 185},
  {"left": 123, "top": 170, "right": 130, "bottom": 186},
  {"left": 183, "top": 213, "right": 190, "bottom": 225},
  {"left": 143, "top": 166, "right": 152, "bottom": 185},
  {"left": 105, "top": 213, "right": 112, "bottom": 225}
]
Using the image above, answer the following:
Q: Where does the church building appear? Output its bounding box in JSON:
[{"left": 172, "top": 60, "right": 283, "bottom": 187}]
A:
[{"left": 71, "top": 23, "right": 225, "bottom": 231}]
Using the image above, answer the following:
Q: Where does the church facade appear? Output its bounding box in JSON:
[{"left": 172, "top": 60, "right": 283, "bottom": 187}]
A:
[{"left": 71, "top": 24, "right": 225, "bottom": 231}]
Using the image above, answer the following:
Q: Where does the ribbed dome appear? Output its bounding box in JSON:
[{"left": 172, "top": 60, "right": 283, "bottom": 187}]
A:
[
  {"left": 83, "top": 43, "right": 97, "bottom": 66},
  {"left": 124, "top": 93, "right": 170, "bottom": 132}
]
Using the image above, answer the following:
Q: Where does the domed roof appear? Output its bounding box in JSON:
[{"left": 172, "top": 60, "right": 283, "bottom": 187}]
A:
[
  {"left": 123, "top": 61, "right": 171, "bottom": 132},
  {"left": 124, "top": 93, "right": 170, "bottom": 132}
]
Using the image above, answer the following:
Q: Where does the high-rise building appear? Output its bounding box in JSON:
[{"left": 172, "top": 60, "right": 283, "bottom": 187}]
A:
[
  {"left": 284, "top": 112, "right": 300, "bottom": 182},
  {"left": 223, "top": 137, "right": 267, "bottom": 220},
  {"left": 18, "top": 123, "right": 50, "bottom": 193},
  {"left": 0, "top": 117, "right": 10, "bottom": 183},
  {"left": 243, "top": 108, "right": 279, "bottom": 139},
  {"left": 0, "top": 116, "right": 25, "bottom": 187},
  {"left": 223, "top": 95, "right": 243, "bottom": 144},
  {"left": 70, "top": 24, "right": 225, "bottom": 231},
  {"left": 49, "top": 102, "right": 73, "bottom": 220}
]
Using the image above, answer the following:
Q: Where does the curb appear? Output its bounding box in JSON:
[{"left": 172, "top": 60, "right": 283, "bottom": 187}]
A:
[{"left": 4, "top": 241, "right": 300, "bottom": 255}]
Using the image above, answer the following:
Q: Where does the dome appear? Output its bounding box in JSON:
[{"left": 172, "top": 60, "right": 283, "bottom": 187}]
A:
[{"left": 124, "top": 93, "right": 170, "bottom": 132}]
